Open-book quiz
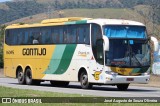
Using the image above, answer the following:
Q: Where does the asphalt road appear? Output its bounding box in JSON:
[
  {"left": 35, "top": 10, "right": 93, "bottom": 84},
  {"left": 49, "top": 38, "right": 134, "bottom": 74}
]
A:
[{"left": 0, "top": 78, "right": 160, "bottom": 97}]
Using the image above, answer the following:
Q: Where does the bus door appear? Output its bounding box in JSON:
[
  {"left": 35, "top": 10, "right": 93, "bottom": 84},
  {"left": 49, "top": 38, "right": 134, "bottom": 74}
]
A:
[
  {"left": 90, "top": 39, "right": 104, "bottom": 82},
  {"left": 90, "top": 24, "right": 105, "bottom": 82}
]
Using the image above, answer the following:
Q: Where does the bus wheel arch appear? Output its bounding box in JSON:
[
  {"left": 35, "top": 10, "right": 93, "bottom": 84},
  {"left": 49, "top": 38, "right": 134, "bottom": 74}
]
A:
[
  {"left": 78, "top": 67, "right": 86, "bottom": 82},
  {"left": 78, "top": 67, "right": 92, "bottom": 89},
  {"left": 16, "top": 66, "right": 25, "bottom": 84}
]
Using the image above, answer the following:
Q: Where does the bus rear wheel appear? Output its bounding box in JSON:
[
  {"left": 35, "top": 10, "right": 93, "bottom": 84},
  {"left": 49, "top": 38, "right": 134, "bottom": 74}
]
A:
[
  {"left": 17, "top": 69, "right": 25, "bottom": 84},
  {"left": 25, "top": 68, "right": 33, "bottom": 85},
  {"left": 25, "top": 68, "right": 41, "bottom": 85},
  {"left": 80, "top": 71, "right": 92, "bottom": 89},
  {"left": 50, "top": 81, "right": 69, "bottom": 87},
  {"left": 117, "top": 84, "right": 129, "bottom": 91}
]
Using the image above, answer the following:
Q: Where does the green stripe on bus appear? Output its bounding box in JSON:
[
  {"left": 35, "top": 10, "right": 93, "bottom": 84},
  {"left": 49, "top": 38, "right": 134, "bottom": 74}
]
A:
[
  {"left": 65, "top": 20, "right": 87, "bottom": 25},
  {"left": 131, "top": 68, "right": 140, "bottom": 73},
  {"left": 65, "top": 21, "right": 76, "bottom": 25},
  {"left": 131, "top": 67, "right": 149, "bottom": 74},
  {"left": 44, "top": 45, "right": 66, "bottom": 74},
  {"left": 76, "top": 20, "right": 87, "bottom": 24},
  {"left": 53, "top": 44, "right": 77, "bottom": 74}
]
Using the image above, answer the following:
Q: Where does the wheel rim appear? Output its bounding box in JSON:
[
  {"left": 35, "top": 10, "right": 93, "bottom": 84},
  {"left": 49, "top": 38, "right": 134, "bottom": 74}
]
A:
[
  {"left": 18, "top": 72, "right": 23, "bottom": 82},
  {"left": 82, "top": 74, "right": 88, "bottom": 86},
  {"left": 26, "top": 70, "right": 32, "bottom": 82}
]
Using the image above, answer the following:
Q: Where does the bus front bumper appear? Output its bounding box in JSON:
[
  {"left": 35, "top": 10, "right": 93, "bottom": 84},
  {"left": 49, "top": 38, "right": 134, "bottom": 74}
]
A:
[{"left": 104, "top": 74, "right": 150, "bottom": 84}]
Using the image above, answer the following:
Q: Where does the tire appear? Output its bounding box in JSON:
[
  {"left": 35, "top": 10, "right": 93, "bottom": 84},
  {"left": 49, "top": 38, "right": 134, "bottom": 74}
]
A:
[
  {"left": 117, "top": 84, "right": 129, "bottom": 91},
  {"left": 50, "top": 81, "right": 69, "bottom": 87},
  {"left": 25, "top": 68, "right": 41, "bottom": 85},
  {"left": 25, "top": 68, "right": 33, "bottom": 85},
  {"left": 80, "top": 71, "right": 92, "bottom": 89},
  {"left": 17, "top": 68, "right": 25, "bottom": 84}
]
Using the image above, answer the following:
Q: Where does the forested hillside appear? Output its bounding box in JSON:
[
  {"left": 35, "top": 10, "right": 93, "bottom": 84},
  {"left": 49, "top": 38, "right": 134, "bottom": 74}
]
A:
[{"left": 0, "top": 0, "right": 160, "bottom": 24}]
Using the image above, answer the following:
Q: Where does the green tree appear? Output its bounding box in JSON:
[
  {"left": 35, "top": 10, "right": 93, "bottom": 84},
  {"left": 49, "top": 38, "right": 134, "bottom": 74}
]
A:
[{"left": 0, "top": 25, "right": 6, "bottom": 68}]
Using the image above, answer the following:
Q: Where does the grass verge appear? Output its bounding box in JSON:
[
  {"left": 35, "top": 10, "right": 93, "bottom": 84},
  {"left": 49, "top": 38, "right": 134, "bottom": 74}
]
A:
[{"left": 0, "top": 86, "right": 159, "bottom": 106}]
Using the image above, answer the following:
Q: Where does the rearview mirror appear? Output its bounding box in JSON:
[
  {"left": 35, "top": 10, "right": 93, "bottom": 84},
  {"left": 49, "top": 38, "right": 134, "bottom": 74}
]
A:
[
  {"left": 103, "top": 35, "right": 109, "bottom": 51},
  {"left": 151, "top": 36, "right": 158, "bottom": 52}
]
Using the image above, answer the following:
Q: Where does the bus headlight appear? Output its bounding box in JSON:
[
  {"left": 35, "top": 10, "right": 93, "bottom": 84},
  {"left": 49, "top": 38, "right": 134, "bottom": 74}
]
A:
[
  {"left": 142, "top": 72, "right": 150, "bottom": 76},
  {"left": 142, "top": 68, "right": 151, "bottom": 76},
  {"left": 105, "top": 71, "right": 118, "bottom": 76}
]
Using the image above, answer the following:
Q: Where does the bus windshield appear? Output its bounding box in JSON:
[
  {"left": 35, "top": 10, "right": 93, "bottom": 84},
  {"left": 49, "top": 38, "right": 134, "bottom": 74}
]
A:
[
  {"left": 105, "top": 39, "right": 150, "bottom": 67},
  {"left": 103, "top": 25, "right": 150, "bottom": 67}
]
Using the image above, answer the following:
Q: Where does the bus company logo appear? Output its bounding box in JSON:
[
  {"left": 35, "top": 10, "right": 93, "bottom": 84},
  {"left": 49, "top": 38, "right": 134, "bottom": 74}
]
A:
[
  {"left": 2, "top": 98, "right": 11, "bottom": 103},
  {"left": 22, "top": 48, "right": 46, "bottom": 56},
  {"left": 92, "top": 71, "right": 102, "bottom": 80},
  {"left": 6, "top": 50, "right": 14, "bottom": 55},
  {"left": 78, "top": 51, "right": 89, "bottom": 57}
]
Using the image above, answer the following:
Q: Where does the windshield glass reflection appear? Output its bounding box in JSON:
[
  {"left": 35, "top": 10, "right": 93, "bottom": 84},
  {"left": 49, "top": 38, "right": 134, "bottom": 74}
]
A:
[{"left": 106, "top": 39, "right": 150, "bottom": 67}]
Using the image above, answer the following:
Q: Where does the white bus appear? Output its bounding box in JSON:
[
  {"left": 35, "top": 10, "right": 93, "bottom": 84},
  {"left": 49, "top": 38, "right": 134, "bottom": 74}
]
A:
[{"left": 4, "top": 17, "right": 158, "bottom": 90}]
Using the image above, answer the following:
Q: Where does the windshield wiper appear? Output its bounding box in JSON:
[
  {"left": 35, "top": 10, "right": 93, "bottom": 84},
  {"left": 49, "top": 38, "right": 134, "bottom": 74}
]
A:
[{"left": 132, "top": 52, "right": 142, "bottom": 66}]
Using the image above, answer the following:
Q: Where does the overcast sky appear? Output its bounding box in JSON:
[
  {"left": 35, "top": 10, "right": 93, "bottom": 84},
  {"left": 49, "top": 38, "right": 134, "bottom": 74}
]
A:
[{"left": 0, "top": 0, "right": 11, "bottom": 2}]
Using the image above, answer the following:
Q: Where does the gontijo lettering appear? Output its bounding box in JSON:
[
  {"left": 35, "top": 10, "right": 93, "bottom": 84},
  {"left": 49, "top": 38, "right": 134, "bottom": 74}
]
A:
[{"left": 22, "top": 48, "right": 46, "bottom": 56}]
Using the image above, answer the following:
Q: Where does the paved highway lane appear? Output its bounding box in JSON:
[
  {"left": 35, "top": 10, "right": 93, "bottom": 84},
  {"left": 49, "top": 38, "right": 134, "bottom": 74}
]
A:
[{"left": 0, "top": 78, "right": 160, "bottom": 97}]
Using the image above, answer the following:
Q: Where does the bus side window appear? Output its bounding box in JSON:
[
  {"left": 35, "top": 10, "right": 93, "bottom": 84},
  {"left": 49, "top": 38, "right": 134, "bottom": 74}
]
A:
[
  {"left": 13, "top": 29, "right": 18, "bottom": 45},
  {"left": 41, "top": 29, "right": 46, "bottom": 44},
  {"left": 63, "top": 26, "right": 67, "bottom": 43},
  {"left": 40, "top": 27, "right": 51, "bottom": 44},
  {"left": 46, "top": 27, "right": 52, "bottom": 44},
  {"left": 67, "top": 26, "right": 72, "bottom": 43},
  {"left": 5, "top": 30, "right": 9, "bottom": 45},
  {"left": 55, "top": 27, "right": 60, "bottom": 43},
  {"left": 18, "top": 31, "right": 24, "bottom": 45},
  {"left": 71, "top": 26, "right": 77, "bottom": 43},
  {"left": 10, "top": 30, "right": 16, "bottom": 45},
  {"left": 84, "top": 25, "right": 90, "bottom": 44},
  {"left": 5, "top": 30, "right": 12, "bottom": 45},
  {"left": 32, "top": 32, "right": 38, "bottom": 44},
  {"left": 67, "top": 25, "right": 76, "bottom": 44},
  {"left": 78, "top": 26, "right": 84, "bottom": 44},
  {"left": 77, "top": 24, "right": 90, "bottom": 44},
  {"left": 59, "top": 26, "right": 63, "bottom": 44},
  {"left": 52, "top": 26, "right": 60, "bottom": 44},
  {"left": 24, "top": 29, "right": 29, "bottom": 45},
  {"left": 28, "top": 31, "right": 33, "bottom": 44}
]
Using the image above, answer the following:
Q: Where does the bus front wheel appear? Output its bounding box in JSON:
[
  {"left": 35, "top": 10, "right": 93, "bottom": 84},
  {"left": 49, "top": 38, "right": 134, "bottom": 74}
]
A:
[
  {"left": 80, "top": 72, "right": 92, "bottom": 89},
  {"left": 117, "top": 84, "right": 129, "bottom": 91}
]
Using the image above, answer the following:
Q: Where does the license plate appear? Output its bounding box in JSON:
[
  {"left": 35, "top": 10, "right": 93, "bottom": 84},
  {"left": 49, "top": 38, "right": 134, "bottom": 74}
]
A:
[{"left": 126, "top": 78, "right": 134, "bottom": 81}]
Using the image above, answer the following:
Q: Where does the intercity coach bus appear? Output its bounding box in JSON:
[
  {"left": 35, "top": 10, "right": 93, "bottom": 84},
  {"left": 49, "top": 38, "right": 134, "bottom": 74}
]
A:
[{"left": 4, "top": 17, "right": 158, "bottom": 90}]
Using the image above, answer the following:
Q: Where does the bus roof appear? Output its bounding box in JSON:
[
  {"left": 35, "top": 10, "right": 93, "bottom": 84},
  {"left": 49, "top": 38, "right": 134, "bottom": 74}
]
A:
[
  {"left": 5, "top": 17, "right": 145, "bottom": 29},
  {"left": 88, "top": 19, "right": 145, "bottom": 26}
]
